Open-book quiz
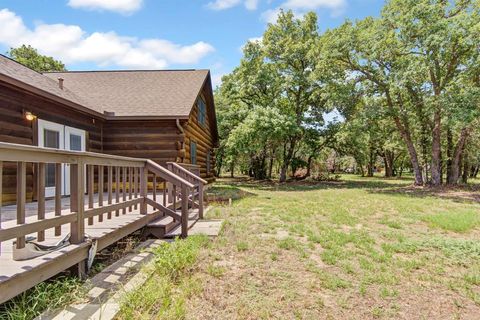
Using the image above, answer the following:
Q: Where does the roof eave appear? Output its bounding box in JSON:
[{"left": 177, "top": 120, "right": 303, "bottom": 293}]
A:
[{"left": 0, "top": 73, "right": 105, "bottom": 119}]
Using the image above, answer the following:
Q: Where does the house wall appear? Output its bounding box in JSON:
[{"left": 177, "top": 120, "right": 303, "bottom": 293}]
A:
[
  {"left": 0, "top": 81, "right": 104, "bottom": 203},
  {"left": 102, "top": 119, "right": 184, "bottom": 165},
  {"left": 183, "top": 86, "right": 216, "bottom": 181}
]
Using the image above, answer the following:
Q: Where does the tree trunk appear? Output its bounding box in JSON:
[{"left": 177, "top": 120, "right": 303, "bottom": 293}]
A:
[
  {"left": 431, "top": 110, "right": 442, "bottom": 186},
  {"left": 462, "top": 159, "right": 469, "bottom": 184},
  {"left": 446, "top": 127, "right": 453, "bottom": 183},
  {"left": 390, "top": 109, "right": 423, "bottom": 185},
  {"left": 268, "top": 156, "right": 274, "bottom": 179},
  {"left": 305, "top": 155, "right": 314, "bottom": 177},
  {"left": 280, "top": 140, "right": 296, "bottom": 183},
  {"left": 448, "top": 127, "right": 470, "bottom": 185},
  {"left": 230, "top": 161, "right": 235, "bottom": 178}
]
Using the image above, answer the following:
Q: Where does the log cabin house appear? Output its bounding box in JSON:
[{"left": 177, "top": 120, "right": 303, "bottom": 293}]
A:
[{"left": 0, "top": 54, "right": 218, "bottom": 204}]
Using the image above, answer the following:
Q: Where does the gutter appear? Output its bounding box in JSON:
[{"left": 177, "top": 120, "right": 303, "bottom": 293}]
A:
[{"left": 176, "top": 118, "right": 185, "bottom": 163}]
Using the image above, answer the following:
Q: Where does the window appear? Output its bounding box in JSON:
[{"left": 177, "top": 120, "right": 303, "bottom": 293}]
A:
[
  {"left": 44, "top": 129, "right": 60, "bottom": 187},
  {"left": 69, "top": 134, "right": 82, "bottom": 151},
  {"left": 197, "top": 97, "right": 206, "bottom": 126},
  {"left": 206, "top": 149, "right": 211, "bottom": 174},
  {"left": 190, "top": 141, "right": 197, "bottom": 165}
]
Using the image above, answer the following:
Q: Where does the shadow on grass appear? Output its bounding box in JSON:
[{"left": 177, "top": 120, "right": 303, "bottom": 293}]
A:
[
  {"left": 216, "top": 176, "right": 480, "bottom": 204},
  {"left": 206, "top": 185, "right": 256, "bottom": 204}
]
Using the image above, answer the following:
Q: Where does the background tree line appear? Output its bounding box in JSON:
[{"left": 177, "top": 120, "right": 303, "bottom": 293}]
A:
[{"left": 215, "top": 0, "right": 480, "bottom": 185}]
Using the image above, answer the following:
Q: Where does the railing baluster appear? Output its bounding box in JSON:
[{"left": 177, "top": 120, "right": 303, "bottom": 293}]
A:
[
  {"left": 199, "top": 183, "right": 204, "bottom": 219},
  {"left": 37, "top": 163, "right": 45, "bottom": 241},
  {"left": 140, "top": 166, "right": 147, "bottom": 215},
  {"left": 173, "top": 185, "right": 177, "bottom": 210},
  {"left": 98, "top": 165, "right": 104, "bottom": 222},
  {"left": 16, "top": 162, "right": 26, "bottom": 249},
  {"left": 181, "top": 184, "right": 188, "bottom": 238},
  {"left": 129, "top": 167, "right": 133, "bottom": 212},
  {"left": 163, "top": 180, "right": 166, "bottom": 207},
  {"left": 115, "top": 166, "right": 120, "bottom": 216},
  {"left": 122, "top": 166, "right": 127, "bottom": 214},
  {"left": 134, "top": 167, "right": 138, "bottom": 210},
  {"left": 153, "top": 174, "right": 157, "bottom": 202},
  {"left": 88, "top": 165, "right": 94, "bottom": 225},
  {"left": 55, "top": 163, "right": 62, "bottom": 236},
  {"left": 107, "top": 166, "right": 113, "bottom": 219},
  {"left": 70, "top": 163, "right": 85, "bottom": 244}
]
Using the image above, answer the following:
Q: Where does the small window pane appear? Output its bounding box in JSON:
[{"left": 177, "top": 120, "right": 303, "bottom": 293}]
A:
[
  {"left": 70, "top": 134, "right": 82, "bottom": 151},
  {"left": 197, "top": 98, "right": 206, "bottom": 126},
  {"left": 190, "top": 142, "right": 197, "bottom": 165},
  {"left": 44, "top": 129, "right": 59, "bottom": 148},
  {"left": 46, "top": 164, "right": 56, "bottom": 187}
]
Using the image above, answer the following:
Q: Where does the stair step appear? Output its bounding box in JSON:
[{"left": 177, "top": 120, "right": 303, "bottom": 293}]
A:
[{"left": 164, "top": 210, "right": 200, "bottom": 238}]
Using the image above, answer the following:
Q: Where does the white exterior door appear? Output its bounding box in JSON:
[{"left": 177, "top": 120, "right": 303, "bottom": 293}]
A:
[
  {"left": 64, "top": 126, "right": 86, "bottom": 195},
  {"left": 38, "top": 119, "right": 65, "bottom": 197},
  {"left": 37, "top": 119, "right": 86, "bottom": 197}
]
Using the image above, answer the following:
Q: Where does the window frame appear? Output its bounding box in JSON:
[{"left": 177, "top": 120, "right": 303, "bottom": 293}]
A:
[
  {"left": 197, "top": 97, "right": 206, "bottom": 126},
  {"left": 190, "top": 141, "right": 197, "bottom": 165}
]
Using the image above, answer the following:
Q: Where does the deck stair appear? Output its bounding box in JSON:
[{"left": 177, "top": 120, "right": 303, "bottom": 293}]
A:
[{"left": 145, "top": 209, "right": 200, "bottom": 239}]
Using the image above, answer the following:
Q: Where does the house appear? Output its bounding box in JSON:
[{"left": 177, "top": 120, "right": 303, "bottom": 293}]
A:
[{"left": 0, "top": 54, "right": 218, "bottom": 204}]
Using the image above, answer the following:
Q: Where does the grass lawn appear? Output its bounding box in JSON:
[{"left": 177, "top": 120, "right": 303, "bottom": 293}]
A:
[{"left": 120, "top": 175, "right": 480, "bottom": 319}]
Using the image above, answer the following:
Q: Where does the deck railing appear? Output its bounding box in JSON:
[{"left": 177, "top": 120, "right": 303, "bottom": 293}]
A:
[
  {"left": 167, "top": 162, "right": 207, "bottom": 219},
  {"left": 0, "top": 142, "right": 200, "bottom": 260}
]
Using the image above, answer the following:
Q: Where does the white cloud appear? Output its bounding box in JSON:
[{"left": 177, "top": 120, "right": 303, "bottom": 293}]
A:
[
  {"left": 262, "top": 0, "right": 346, "bottom": 23},
  {"left": 207, "top": 0, "right": 259, "bottom": 11},
  {"left": 0, "top": 9, "right": 215, "bottom": 69},
  {"left": 67, "top": 0, "right": 143, "bottom": 14}
]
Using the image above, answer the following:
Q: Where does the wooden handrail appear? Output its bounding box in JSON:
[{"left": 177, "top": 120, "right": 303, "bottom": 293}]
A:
[
  {"left": 0, "top": 142, "right": 145, "bottom": 167},
  {"left": 146, "top": 160, "right": 195, "bottom": 188},
  {"left": 0, "top": 142, "right": 201, "bottom": 257},
  {"left": 167, "top": 162, "right": 208, "bottom": 185}
]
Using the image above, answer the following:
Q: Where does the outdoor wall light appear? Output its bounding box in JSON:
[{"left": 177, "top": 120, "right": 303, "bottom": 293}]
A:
[{"left": 23, "top": 110, "right": 36, "bottom": 121}]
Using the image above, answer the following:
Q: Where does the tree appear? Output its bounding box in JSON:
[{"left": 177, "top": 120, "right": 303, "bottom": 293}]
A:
[{"left": 7, "top": 45, "right": 66, "bottom": 72}]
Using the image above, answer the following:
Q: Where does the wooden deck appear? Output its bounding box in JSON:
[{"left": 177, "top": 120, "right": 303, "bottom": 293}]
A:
[
  {"left": 0, "top": 193, "right": 169, "bottom": 303},
  {"left": 0, "top": 142, "right": 207, "bottom": 304}
]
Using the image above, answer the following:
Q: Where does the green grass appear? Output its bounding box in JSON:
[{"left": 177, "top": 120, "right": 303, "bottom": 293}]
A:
[
  {"left": 0, "top": 277, "right": 85, "bottom": 320},
  {"left": 181, "top": 175, "right": 480, "bottom": 319},
  {"left": 116, "top": 175, "right": 480, "bottom": 319},
  {"left": 118, "top": 235, "right": 209, "bottom": 319}
]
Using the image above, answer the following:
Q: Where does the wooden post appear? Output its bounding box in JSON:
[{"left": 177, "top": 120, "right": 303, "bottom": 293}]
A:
[
  {"left": 98, "top": 165, "right": 104, "bottom": 222},
  {"left": 134, "top": 167, "right": 138, "bottom": 210},
  {"left": 55, "top": 163, "right": 62, "bottom": 236},
  {"left": 37, "top": 163, "right": 45, "bottom": 241},
  {"left": 129, "top": 167, "right": 133, "bottom": 212},
  {"left": 198, "top": 183, "right": 204, "bottom": 220},
  {"left": 115, "top": 166, "right": 120, "bottom": 216},
  {"left": 153, "top": 174, "right": 157, "bottom": 202},
  {"left": 107, "top": 166, "right": 112, "bottom": 219},
  {"left": 122, "top": 167, "right": 127, "bottom": 214},
  {"left": 16, "top": 162, "right": 26, "bottom": 249},
  {"left": 140, "top": 166, "right": 148, "bottom": 215},
  {"left": 87, "top": 165, "right": 94, "bottom": 225},
  {"left": 167, "top": 163, "right": 173, "bottom": 203},
  {"left": 70, "top": 163, "right": 85, "bottom": 244},
  {"left": 181, "top": 184, "right": 188, "bottom": 238}
]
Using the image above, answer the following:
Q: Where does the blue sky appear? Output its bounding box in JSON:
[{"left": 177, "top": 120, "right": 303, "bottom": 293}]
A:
[{"left": 0, "top": 0, "right": 384, "bottom": 87}]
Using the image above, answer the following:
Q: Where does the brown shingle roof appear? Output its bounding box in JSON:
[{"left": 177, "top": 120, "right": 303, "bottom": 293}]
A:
[
  {"left": 0, "top": 55, "right": 102, "bottom": 114},
  {"left": 43, "top": 69, "right": 210, "bottom": 117}
]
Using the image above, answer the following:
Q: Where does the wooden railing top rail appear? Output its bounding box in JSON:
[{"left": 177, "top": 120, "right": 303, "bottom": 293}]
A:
[
  {"left": 167, "top": 162, "right": 208, "bottom": 185},
  {"left": 146, "top": 160, "right": 195, "bottom": 188},
  {"left": 0, "top": 142, "right": 145, "bottom": 167}
]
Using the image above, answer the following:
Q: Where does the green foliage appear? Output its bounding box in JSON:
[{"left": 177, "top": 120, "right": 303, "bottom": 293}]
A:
[
  {"left": 7, "top": 45, "right": 66, "bottom": 72},
  {"left": 0, "top": 277, "right": 85, "bottom": 320}
]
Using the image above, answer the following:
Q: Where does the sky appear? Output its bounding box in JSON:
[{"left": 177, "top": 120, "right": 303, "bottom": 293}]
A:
[{"left": 0, "top": 0, "right": 385, "bottom": 88}]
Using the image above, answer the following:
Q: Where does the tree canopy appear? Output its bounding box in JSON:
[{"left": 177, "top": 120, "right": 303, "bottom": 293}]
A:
[
  {"left": 216, "top": 0, "right": 480, "bottom": 185},
  {"left": 7, "top": 45, "right": 66, "bottom": 72}
]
